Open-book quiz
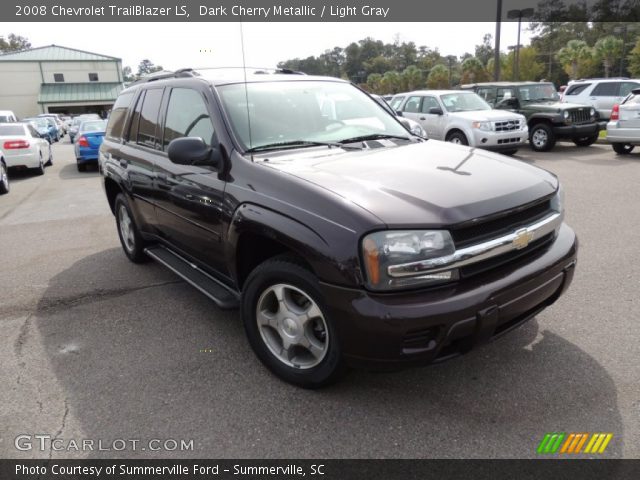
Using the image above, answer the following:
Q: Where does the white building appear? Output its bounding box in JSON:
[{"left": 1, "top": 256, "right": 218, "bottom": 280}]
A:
[{"left": 0, "top": 44, "right": 124, "bottom": 118}]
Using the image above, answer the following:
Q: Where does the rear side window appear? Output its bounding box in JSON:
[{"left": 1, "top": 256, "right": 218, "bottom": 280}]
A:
[
  {"left": 389, "top": 96, "right": 405, "bottom": 111},
  {"left": 592, "top": 82, "right": 620, "bottom": 96},
  {"left": 163, "top": 88, "right": 214, "bottom": 150},
  {"left": 565, "top": 83, "right": 591, "bottom": 96},
  {"left": 105, "top": 92, "right": 134, "bottom": 141},
  {"left": 129, "top": 88, "right": 162, "bottom": 148}
]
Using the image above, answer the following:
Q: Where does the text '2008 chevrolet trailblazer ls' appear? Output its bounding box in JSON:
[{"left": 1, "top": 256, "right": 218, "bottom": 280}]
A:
[{"left": 99, "top": 69, "right": 577, "bottom": 388}]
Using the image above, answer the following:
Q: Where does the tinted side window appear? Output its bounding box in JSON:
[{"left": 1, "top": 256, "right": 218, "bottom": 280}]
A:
[
  {"left": 137, "top": 89, "right": 163, "bottom": 149},
  {"left": 127, "top": 91, "right": 144, "bottom": 142},
  {"left": 403, "top": 96, "right": 422, "bottom": 113},
  {"left": 27, "top": 124, "right": 39, "bottom": 138},
  {"left": 565, "top": 83, "right": 591, "bottom": 96},
  {"left": 477, "top": 87, "right": 496, "bottom": 104},
  {"left": 496, "top": 88, "right": 515, "bottom": 103},
  {"left": 106, "top": 92, "right": 135, "bottom": 141},
  {"left": 163, "top": 88, "right": 214, "bottom": 150},
  {"left": 592, "top": 82, "right": 620, "bottom": 96}
]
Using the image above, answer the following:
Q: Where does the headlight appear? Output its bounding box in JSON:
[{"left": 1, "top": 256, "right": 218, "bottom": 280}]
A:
[
  {"left": 550, "top": 183, "right": 565, "bottom": 216},
  {"left": 362, "top": 230, "right": 458, "bottom": 290},
  {"left": 590, "top": 108, "right": 596, "bottom": 119},
  {"left": 472, "top": 121, "right": 493, "bottom": 131},
  {"left": 411, "top": 124, "right": 427, "bottom": 138}
]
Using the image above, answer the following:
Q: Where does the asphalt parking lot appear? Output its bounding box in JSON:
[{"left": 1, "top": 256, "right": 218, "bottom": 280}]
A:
[{"left": 1, "top": 138, "right": 639, "bottom": 459}]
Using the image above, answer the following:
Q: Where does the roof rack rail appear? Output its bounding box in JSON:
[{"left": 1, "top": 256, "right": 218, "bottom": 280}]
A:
[{"left": 128, "top": 68, "right": 199, "bottom": 86}]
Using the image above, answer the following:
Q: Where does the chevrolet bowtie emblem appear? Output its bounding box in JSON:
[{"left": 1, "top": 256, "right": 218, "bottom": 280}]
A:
[{"left": 513, "top": 228, "right": 535, "bottom": 250}]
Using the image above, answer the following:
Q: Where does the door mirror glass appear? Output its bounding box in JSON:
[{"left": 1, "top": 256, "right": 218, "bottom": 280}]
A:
[{"left": 167, "top": 137, "right": 220, "bottom": 167}]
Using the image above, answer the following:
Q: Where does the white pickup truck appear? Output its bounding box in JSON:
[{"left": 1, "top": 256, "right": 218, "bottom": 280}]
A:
[{"left": 392, "top": 90, "right": 528, "bottom": 155}]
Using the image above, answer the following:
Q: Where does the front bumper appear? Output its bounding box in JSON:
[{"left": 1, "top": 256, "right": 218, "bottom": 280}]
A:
[
  {"left": 471, "top": 130, "right": 527, "bottom": 151},
  {"left": 319, "top": 223, "right": 577, "bottom": 369},
  {"left": 553, "top": 123, "right": 599, "bottom": 138}
]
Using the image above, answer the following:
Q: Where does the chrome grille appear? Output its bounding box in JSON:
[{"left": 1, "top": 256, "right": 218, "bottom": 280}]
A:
[
  {"left": 493, "top": 119, "right": 521, "bottom": 132},
  {"left": 570, "top": 108, "right": 591, "bottom": 124}
]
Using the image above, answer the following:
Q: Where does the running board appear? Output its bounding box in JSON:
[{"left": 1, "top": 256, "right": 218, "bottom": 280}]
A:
[{"left": 144, "top": 246, "right": 240, "bottom": 310}]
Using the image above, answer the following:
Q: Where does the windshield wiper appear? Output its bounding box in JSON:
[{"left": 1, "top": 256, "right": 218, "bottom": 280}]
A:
[
  {"left": 338, "top": 133, "right": 411, "bottom": 144},
  {"left": 246, "top": 140, "right": 362, "bottom": 153}
]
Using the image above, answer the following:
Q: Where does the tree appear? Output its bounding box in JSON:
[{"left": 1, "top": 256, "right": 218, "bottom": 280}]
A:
[
  {"left": 594, "top": 36, "right": 624, "bottom": 77},
  {"left": 122, "top": 66, "right": 134, "bottom": 82},
  {"left": 379, "top": 71, "right": 401, "bottom": 94},
  {"left": 137, "top": 59, "right": 164, "bottom": 77},
  {"left": 401, "top": 65, "right": 423, "bottom": 91},
  {"left": 502, "top": 47, "right": 545, "bottom": 81},
  {"left": 427, "top": 64, "right": 449, "bottom": 89},
  {"left": 627, "top": 37, "right": 640, "bottom": 77},
  {"left": 366, "top": 73, "right": 383, "bottom": 94},
  {"left": 460, "top": 57, "right": 489, "bottom": 83},
  {"left": 556, "top": 40, "right": 592, "bottom": 79},
  {"left": 475, "top": 34, "right": 494, "bottom": 67},
  {"left": 0, "top": 33, "right": 31, "bottom": 53}
]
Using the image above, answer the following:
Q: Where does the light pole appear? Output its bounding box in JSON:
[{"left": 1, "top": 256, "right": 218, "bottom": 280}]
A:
[
  {"left": 507, "top": 8, "right": 534, "bottom": 81},
  {"left": 494, "top": 0, "right": 502, "bottom": 81}
]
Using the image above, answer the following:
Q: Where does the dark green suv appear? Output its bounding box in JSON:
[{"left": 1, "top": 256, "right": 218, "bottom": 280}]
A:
[{"left": 461, "top": 82, "right": 599, "bottom": 151}]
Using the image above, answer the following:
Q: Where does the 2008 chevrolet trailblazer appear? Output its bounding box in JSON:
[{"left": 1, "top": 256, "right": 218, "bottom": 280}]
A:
[{"left": 99, "top": 69, "right": 577, "bottom": 388}]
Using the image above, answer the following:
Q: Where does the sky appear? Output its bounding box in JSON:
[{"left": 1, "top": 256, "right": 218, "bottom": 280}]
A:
[{"left": 0, "top": 22, "right": 533, "bottom": 71}]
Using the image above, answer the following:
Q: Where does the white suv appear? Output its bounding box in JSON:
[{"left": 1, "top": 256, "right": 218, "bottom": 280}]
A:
[
  {"left": 561, "top": 78, "right": 640, "bottom": 122},
  {"left": 395, "top": 90, "right": 527, "bottom": 155}
]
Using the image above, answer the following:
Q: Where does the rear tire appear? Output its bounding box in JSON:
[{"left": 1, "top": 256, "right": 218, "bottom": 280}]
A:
[
  {"left": 241, "top": 256, "right": 346, "bottom": 389},
  {"left": 573, "top": 133, "right": 599, "bottom": 147},
  {"left": 45, "top": 146, "right": 53, "bottom": 166},
  {"left": 612, "top": 143, "right": 634, "bottom": 155},
  {"left": 529, "top": 123, "right": 556, "bottom": 152},
  {"left": 77, "top": 162, "right": 86, "bottom": 172},
  {"left": 33, "top": 155, "right": 45, "bottom": 176},
  {"left": 0, "top": 162, "right": 9, "bottom": 195},
  {"left": 114, "top": 193, "right": 148, "bottom": 264}
]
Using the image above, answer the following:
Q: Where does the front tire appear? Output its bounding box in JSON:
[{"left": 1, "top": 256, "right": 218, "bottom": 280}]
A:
[
  {"left": 241, "top": 256, "right": 345, "bottom": 388},
  {"left": 573, "top": 133, "right": 599, "bottom": 147},
  {"left": 114, "top": 194, "right": 148, "bottom": 263},
  {"left": 612, "top": 143, "right": 634, "bottom": 155},
  {"left": 446, "top": 131, "right": 469, "bottom": 146},
  {"left": 0, "top": 162, "right": 9, "bottom": 195},
  {"left": 529, "top": 123, "right": 556, "bottom": 152}
]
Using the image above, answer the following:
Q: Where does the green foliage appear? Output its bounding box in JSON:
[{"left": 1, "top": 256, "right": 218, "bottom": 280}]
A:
[
  {"left": 137, "top": 59, "right": 164, "bottom": 77},
  {"left": 427, "top": 64, "right": 450, "bottom": 89},
  {"left": 501, "top": 47, "right": 545, "bottom": 81},
  {"left": 461, "top": 57, "right": 490, "bottom": 84},
  {"left": 594, "top": 36, "right": 624, "bottom": 77},
  {"left": 627, "top": 38, "right": 640, "bottom": 77},
  {"left": 556, "top": 40, "right": 592, "bottom": 79},
  {"left": 0, "top": 33, "right": 31, "bottom": 53}
]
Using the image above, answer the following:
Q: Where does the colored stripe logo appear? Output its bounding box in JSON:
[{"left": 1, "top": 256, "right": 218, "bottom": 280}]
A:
[{"left": 537, "top": 433, "right": 613, "bottom": 454}]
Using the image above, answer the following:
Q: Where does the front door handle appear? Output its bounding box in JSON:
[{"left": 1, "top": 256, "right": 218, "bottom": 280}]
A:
[{"left": 419, "top": 117, "right": 426, "bottom": 120}]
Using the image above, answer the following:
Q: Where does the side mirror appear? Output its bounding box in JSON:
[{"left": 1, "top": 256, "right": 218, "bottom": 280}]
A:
[
  {"left": 428, "top": 107, "right": 443, "bottom": 115},
  {"left": 167, "top": 137, "right": 220, "bottom": 168},
  {"left": 395, "top": 110, "right": 404, "bottom": 117}
]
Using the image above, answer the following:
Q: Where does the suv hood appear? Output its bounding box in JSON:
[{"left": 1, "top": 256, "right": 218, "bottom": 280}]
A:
[
  {"left": 256, "top": 141, "right": 557, "bottom": 227},
  {"left": 523, "top": 100, "right": 588, "bottom": 111},
  {"left": 450, "top": 110, "right": 524, "bottom": 121}
]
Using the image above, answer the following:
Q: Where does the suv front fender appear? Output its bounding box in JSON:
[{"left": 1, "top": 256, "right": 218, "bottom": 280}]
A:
[{"left": 227, "top": 203, "right": 364, "bottom": 288}]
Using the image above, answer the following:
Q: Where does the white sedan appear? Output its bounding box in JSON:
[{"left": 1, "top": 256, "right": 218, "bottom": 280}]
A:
[
  {"left": 0, "top": 122, "right": 52, "bottom": 175},
  {"left": 395, "top": 90, "right": 528, "bottom": 155}
]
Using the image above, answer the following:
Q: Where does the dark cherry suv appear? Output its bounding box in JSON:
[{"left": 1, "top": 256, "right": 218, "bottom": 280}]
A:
[{"left": 99, "top": 69, "right": 577, "bottom": 388}]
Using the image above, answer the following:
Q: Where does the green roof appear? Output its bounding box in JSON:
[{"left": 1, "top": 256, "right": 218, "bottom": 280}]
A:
[
  {"left": 0, "top": 45, "right": 120, "bottom": 62},
  {"left": 38, "top": 82, "right": 124, "bottom": 104}
]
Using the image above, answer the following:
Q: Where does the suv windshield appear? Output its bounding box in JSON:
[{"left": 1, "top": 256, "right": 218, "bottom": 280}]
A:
[
  {"left": 218, "top": 80, "right": 408, "bottom": 151},
  {"left": 440, "top": 92, "right": 491, "bottom": 112},
  {"left": 517, "top": 83, "right": 559, "bottom": 102}
]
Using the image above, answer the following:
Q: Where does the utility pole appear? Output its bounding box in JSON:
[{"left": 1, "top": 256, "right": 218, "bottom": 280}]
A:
[
  {"left": 507, "top": 8, "right": 534, "bottom": 82},
  {"left": 494, "top": 0, "right": 502, "bottom": 81}
]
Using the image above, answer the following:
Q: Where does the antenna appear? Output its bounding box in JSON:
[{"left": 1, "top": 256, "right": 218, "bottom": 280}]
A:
[{"left": 239, "top": 23, "right": 253, "bottom": 154}]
